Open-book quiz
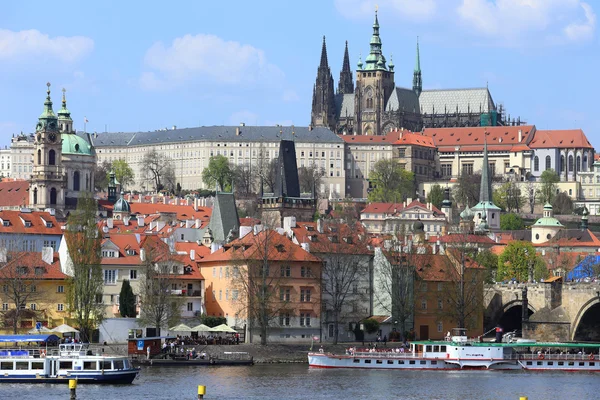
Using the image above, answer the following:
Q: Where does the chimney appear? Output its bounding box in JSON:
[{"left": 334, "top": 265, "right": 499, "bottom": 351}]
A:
[
  {"left": 195, "top": 218, "right": 202, "bottom": 228},
  {"left": 236, "top": 127, "right": 241, "bottom": 136},
  {"left": 283, "top": 216, "right": 296, "bottom": 231},
  {"left": 107, "top": 218, "right": 114, "bottom": 229},
  {"left": 140, "top": 248, "right": 146, "bottom": 262},
  {"left": 518, "top": 130, "right": 522, "bottom": 142},
  {"left": 239, "top": 225, "right": 252, "bottom": 239},
  {"left": 407, "top": 197, "right": 413, "bottom": 204},
  {"left": 151, "top": 196, "right": 156, "bottom": 204},
  {"left": 123, "top": 217, "right": 130, "bottom": 226},
  {"left": 41, "top": 247, "right": 53, "bottom": 265},
  {"left": 240, "top": 122, "right": 245, "bottom": 126},
  {"left": 432, "top": 243, "right": 437, "bottom": 254},
  {"left": 190, "top": 249, "right": 196, "bottom": 261},
  {"left": 137, "top": 216, "right": 145, "bottom": 227},
  {"left": 317, "top": 218, "right": 324, "bottom": 233}
]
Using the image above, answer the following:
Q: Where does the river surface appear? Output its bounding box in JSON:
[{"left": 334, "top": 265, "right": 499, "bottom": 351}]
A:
[{"left": 0, "top": 364, "right": 599, "bottom": 399}]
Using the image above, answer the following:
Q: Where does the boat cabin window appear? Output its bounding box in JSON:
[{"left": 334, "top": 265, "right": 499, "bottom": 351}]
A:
[
  {"left": 426, "top": 345, "right": 432, "bottom": 352},
  {"left": 526, "top": 362, "right": 532, "bottom": 366},
  {"left": 409, "top": 360, "right": 415, "bottom": 365},
  {"left": 353, "top": 359, "right": 360, "bottom": 363},
  {"left": 114, "top": 360, "right": 124, "bottom": 370},
  {"left": 0, "top": 362, "right": 13, "bottom": 370},
  {"left": 547, "top": 362, "right": 553, "bottom": 366},
  {"left": 364, "top": 360, "right": 371, "bottom": 364},
  {"left": 420, "top": 361, "right": 426, "bottom": 365},
  {"left": 431, "top": 361, "right": 437, "bottom": 365},
  {"left": 558, "top": 362, "right": 564, "bottom": 366},
  {"left": 440, "top": 346, "right": 446, "bottom": 352},
  {"left": 60, "top": 361, "right": 73, "bottom": 370},
  {"left": 84, "top": 361, "right": 97, "bottom": 370},
  {"left": 387, "top": 360, "right": 393, "bottom": 364},
  {"left": 591, "top": 362, "right": 595, "bottom": 366},
  {"left": 100, "top": 361, "right": 112, "bottom": 370},
  {"left": 15, "top": 362, "right": 28, "bottom": 370},
  {"left": 398, "top": 360, "right": 404, "bottom": 364},
  {"left": 537, "top": 361, "right": 543, "bottom": 366},
  {"left": 568, "top": 362, "right": 574, "bottom": 366},
  {"left": 579, "top": 362, "right": 585, "bottom": 366},
  {"left": 376, "top": 360, "right": 382, "bottom": 364},
  {"left": 433, "top": 345, "right": 439, "bottom": 352},
  {"left": 123, "top": 359, "right": 131, "bottom": 369},
  {"left": 31, "top": 362, "right": 44, "bottom": 370}
]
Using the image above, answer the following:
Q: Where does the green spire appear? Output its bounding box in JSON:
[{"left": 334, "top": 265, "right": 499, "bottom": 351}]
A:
[
  {"left": 57, "top": 88, "right": 72, "bottom": 121},
  {"left": 479, "top": 133, "right": 492, "bottom": 203},
  {"left": 412, "top": 37, "right": 422, "bottom": 97},
  {"left": 364, "top": 10, "right": 386, "bottom": 71},
  {"left": 37, "top": 82, "right": 58, "bottom": 132}
]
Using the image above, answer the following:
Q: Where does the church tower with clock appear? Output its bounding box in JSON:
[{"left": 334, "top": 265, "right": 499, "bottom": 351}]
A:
[{"left": 29, "top": 83, "right": 66, "bottom": 211}]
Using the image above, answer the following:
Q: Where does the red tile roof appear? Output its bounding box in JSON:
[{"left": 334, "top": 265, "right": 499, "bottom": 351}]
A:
[
  {"left": 290, "top": 221, "right": 371, "bottom": 255},
  {"left": 0, "top": 252, "right": 66, "bottom": 280},
  {"left": 240, "top": 217, "right": 261, "bottom": 227},
  {"left": 0, "top": 210, "right": 62, "bottom": 235},
  {"left": 0, "top": 180, "right": 29, "bottom": 208},
  {"left": 339, "top": 130, "right": 435, "bottom": 148},
  {"left": 201, "top": 229, "right": 321, "bottom": 263},
  {"left": 529, "top": 129, "right": 593, "bottom": 149},
  {"left": 128, "top": 203, "right": 211, "bottom": 221},
  {"left": 423, "top": 126, "right": 535, "bottom": 151},
  {"left": 174, "top": 242, "right": 211, "bottom": 261},
  {"left": 101, "top": 234, "right": 143, "bottom": 266}
]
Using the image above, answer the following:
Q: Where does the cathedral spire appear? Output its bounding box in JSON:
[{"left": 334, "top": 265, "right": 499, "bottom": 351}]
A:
[
  {"left": 57, "top": 88, "right": 73, "bottom": 133},
  {"left": 412, "top": 37, "right": 422, "bottom": 97},
  {"left": 364, "top": 9, "right": 386, "bottom": 71},
  {"left": 311, "top": 36, "right": 336, "bottom": 131},
  {"left": 37, "top": 82, "right": 58, "bottom": 132},
  {"left": 337, "top": 41, "right": 354, "bottom": 94},
  {"left": 319, "top": 36, "right": 329, "bottom": 68},
  {"left": 479, "top": 133, "right": 492, "bottom": 203}
]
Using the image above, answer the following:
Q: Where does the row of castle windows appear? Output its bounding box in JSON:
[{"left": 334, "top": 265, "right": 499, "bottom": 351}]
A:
[{"left": 534, "top": 154, "right": 589, "bottom": 173}]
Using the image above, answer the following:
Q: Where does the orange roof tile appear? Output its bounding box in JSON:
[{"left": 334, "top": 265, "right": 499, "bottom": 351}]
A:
[
  {"left": 201, "top": 230, "right": 321, "bottom": 264},
  {"left": 0, "top": 210, "right": 62, "bottom": 235},
  {"left": 128, "top": 203, "right": 211, "bottom": 221},
  {"left": 529, "top": 129, "right": 593, "bottom": 149},
  {"left": 0, "top": 180, "right": 29, "bottom": 208},
  {"left": 290, "top": 221, "right": 371, "bottom": 255},
  {"left": 423, "top": 125, "right": 535, "bottom": 150},
  {"left": 339, "top": 130, "right": 435, "bottom": 148},
  {"left": 0, "top": 252, "right": 66, "bottom": 280}
]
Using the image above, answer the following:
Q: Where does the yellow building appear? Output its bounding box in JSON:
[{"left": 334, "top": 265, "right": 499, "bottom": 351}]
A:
[{"left": 0, "top": 250, "right": 69, "bottom": 334}]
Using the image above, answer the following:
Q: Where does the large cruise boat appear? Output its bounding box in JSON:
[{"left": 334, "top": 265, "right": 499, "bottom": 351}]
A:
[
  {"left": 309, "top": 328, "right": 600, "bottom": 372},
  {"left": 0, "top": 334, "right": 140, "bottom": 383}
]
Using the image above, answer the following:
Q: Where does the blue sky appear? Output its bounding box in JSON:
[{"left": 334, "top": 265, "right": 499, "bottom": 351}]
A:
[{"left": 1, "top": 0, "right": 599, "bottom": 148}]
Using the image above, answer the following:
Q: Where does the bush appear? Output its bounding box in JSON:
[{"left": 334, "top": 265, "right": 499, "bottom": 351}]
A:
[{"left": 362, "top": 318, "right": 380, "bottom": 335}]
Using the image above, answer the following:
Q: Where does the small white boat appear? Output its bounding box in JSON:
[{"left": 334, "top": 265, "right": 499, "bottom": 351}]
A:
[
  {"left": 309, "top": 328, "right": 600, "bottom": 372},
  {"left": 0, "top": 334, "right": 140, "bottom": 384}
]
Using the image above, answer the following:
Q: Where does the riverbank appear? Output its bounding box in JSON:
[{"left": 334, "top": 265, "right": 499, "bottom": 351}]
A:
[{"left": 93, "top": 342, "right": 407, "bottom": 364}]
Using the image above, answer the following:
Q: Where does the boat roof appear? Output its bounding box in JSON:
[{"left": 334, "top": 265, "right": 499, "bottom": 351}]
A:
[
  {"left": 413, "top": 340, "right": 600, "bottom": 348},
  {"left": 0, "top": 334, "right": 60, "bottom": 343}
]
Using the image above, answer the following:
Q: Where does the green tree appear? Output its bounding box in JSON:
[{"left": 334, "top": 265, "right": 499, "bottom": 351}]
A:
[
  {"left": 500, "top": 213, "right": 525, "bottom": 230},
  {"left": 64, "top": 192, "right": 105, "bottom": 342},
  {"left": 453, "top": 173, "right": 481, "bottom": 207},
  {"left": 475, "top": 249, "right": 499, "bottom": 283},
  {"left": 200, "top": 314, "right": 227, "bottom": 327},
  {"left": 368, "top": 159, "right": 414, "bottom": 203},
  {"left": 119, "top": 279, "right": 136, "bottom": 318},
  {"left": 112, "top": 159, "right": 135, "bottom": 189},
  {"left": 202, "top": 155, "right": 233, "bottom": 191},
  {"left": 94, "top": 160, "right": 112, "bottom": 192},
  {"left": 552, "top": 192, "right": 573, "bottom": 214},
  {"left": 141, "top": 149, "right": 176, "bottom": 193},
  {"left": 493, "top": 181, "right": 525, "bottom": 212},
  {"left": 538, "top": 169, "right": 560, "bottom": 204},
  {"left": 362, "top": 318, "right": 380, "bottom": 335},
  {"left": 426, "top": 184, "right": 444, "bottom": 210},
  {"left": 497, "top": 242, "right": 538, "bottom": 282}
]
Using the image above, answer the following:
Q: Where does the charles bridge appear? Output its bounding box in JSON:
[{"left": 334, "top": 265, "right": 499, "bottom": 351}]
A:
[{"left": 484, "top": 281, "right": 600, "bottom": 342}]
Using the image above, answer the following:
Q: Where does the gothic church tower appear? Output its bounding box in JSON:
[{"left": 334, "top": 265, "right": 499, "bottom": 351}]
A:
[
  {"left": 412, "top": 38, "right": 422, "bottom": 98},
  {"left": 337, "top": 41, "right": 354, "bottom": 95},
  {"left": 30, "top": 83, "right": 66, "bottom": 210},
  {"left": 310, "top": 36, "right": 337, "bottom": 132},
  {"left": 354, "top": 11, "right": 395, "bottom": 135}
]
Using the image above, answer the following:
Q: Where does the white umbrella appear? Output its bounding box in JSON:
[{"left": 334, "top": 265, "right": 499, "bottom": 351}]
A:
[
  {"left": 169, "top": 323, "right": 192, "bottom": 332},
  {"left": 51, "top": 324, "right": 80, "bottom": 334},
  {"left": 190, "top": 324, "right": 212, "bottom": 332},
  {"left": 27, "top": 326, "right": 54, "bottom": 334},
  {"left": 210, "top": 324, "right": 237, "bottom": 333}
]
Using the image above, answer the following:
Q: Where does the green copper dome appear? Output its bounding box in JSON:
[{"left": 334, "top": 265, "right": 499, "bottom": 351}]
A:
[
  {"left": 62, "top": 134, "right": 94, "bottom": 156},
  {"left": 113, "top": 192, "right": 131, "bottom": 213}
]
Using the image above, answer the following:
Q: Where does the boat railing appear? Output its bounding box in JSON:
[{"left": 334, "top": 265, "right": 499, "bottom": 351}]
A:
[
  {"left": 505, "top": 353, "right": 599, "bottom": 361},
  {"left": 0, "top": 348, "right": 50, "bottom": 358},
  {"left": 349, "top": 350, "right": 418, "bottom": 359}
]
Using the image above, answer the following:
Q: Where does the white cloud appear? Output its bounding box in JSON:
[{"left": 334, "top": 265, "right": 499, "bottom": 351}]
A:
[
  {"left": 228, "top": 110, "right": 259, "bottom": 126},
  {"left": 0, "top": 29, "right": 93, "bottom": 62},
  {"left": 335, "top": 0, "right": 437, "bottom": 20},
  {"left": 140, "top": 34, "right": 284, "bottom": 90},
  {"left": 457, "top": 0, "right": 596, "bottom": 44}
]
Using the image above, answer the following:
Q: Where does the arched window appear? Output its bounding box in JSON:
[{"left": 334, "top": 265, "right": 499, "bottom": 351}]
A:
[
  {"left": 33, "top": 188, "right": 37, "bottom": 205},
  {"left": 560, "top": 155, "right": 565, "bottom": 172},
  {"left": 545, "top": 155, "right": 551, "bottom": 171},
  {"left": 534, "top": 156, "right": 539, "bottom": 172},
  {"left": 73, "top": 171, "right": 80, "bottom": 191},
  {"left": 584, "top": 155, "right": 588, "bottom": 171},
  {"left": 576, "top": 156, "right": 581, "bottom": 172},
  {"left": 49, "top": 150, "right": 56, "bottom": 166},
  {"left": 569, "top": 155, "right": 574, "bottom": 172},
  {"left": 50, "top": 188, "right": 57, "bottom": 205},
  {"left": 37, "top": 149, "right": 41, "bottom": 165},
  {"left": 86, "top": 174, "right": 90, "bottom": 190}
]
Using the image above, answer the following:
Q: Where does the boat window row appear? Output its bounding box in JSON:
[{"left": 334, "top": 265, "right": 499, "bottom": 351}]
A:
[
  {"left": 0, "top": 361, "right": 44, "bottom": 370},
  {"left": 424, "top": 345, "right": 447, "bottom": 352},
  {"left": 525, "top": 361, "right": 594, "bottom": 367},
  {"left": 353, "top": 359, "right": 435, "bottom": 365}
]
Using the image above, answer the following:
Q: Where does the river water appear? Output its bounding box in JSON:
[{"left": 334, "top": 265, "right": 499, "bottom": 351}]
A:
[{"left": 0, "top": 364, "right": 599, "bottom": 400}]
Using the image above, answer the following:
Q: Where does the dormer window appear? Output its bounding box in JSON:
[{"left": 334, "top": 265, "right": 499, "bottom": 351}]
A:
[
  {"left": 17, "top": 267, "right": 28, "bottom": 275},
  {"left": 24, "top": 221, "right": 32, "bottom": 227},
  {"left": 343, "top": 237, "right": 353, "bottom": 244},
  {"left": 34, "top": 267, "right": 44, "bottom": 275},
  {"left": 172, "top": 265, "right": 179, "bottom": 274},
  {"left": 310, "top": 235, "right": 317, "bottom": 242},
  {"left": 126, "top": 249, "right": 136, "bottom": 256},
  {"left": 46, "top": 222, "right": 53, "bottom": 228},
  {"left": 2, "top": 220, "right": 9, "bottom": 227}
]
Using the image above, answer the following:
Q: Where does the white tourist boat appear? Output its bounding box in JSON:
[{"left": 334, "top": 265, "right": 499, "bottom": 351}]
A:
[
  {"left": 308, "top": 328, "right": 600, "bottom": 372},
  {"left": 0, "top": 334, "right": 140, "bottom": 383}
]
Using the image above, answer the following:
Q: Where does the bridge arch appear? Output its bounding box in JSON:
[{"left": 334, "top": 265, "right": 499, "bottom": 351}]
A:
[
  {"left": 489, "top": 300, "right": 536, "bottom": 334},
  {"left": 570, "top": 297, "right": 600, "bottom": 341}
]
